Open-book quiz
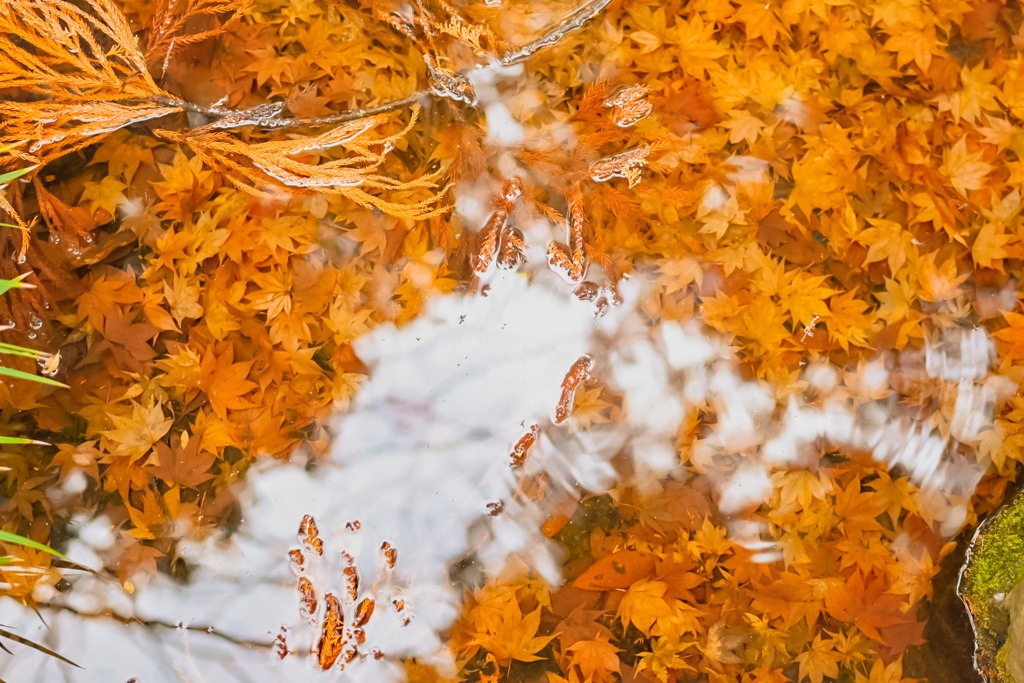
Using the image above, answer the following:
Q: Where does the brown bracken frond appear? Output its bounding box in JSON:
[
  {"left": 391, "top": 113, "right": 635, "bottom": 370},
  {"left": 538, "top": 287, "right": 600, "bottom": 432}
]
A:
[
  {"left": 145, "top": 0, "right": 253, "bottom": 75},
  {"left": 157, "top": 106, "right": 448, "bottom": 220}
]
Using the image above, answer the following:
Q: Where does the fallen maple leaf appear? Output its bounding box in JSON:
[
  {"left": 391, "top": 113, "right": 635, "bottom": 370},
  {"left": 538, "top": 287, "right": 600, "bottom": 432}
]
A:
[
  {"left": 617, "top": 579, "right": 673, "bottom": 635},
  {"left": 197, "top": 345, "right": 258, "bottom": 417},
  {"left": 941, "top": 136, "right": 992, "bottom": 195},
  {"left": 574, "top": 550, "right": 657, "bottom": 591},
  {"left": 471, "top": 605, "right": 556, "bottom": 663},
  {"left": 101, "top": 400, "right": 173, "bottom": 463},
  {"left": 566, "top": 636, "right": 621, "bottom": 681},
  {"left": 150, "top": 432, "right": 217, "bottom": 487}
]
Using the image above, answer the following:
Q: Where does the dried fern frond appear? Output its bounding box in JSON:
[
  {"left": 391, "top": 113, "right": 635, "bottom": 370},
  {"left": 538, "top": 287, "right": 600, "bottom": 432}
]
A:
[
  {"left": 0, "top": 0, "right": 160, "bottom": 98},
  {"left": 0, "top": 101, "right": 180, "bottom": 163},
  {"left": 0, "top": 165, "right": 32, "bottom": 233},
  {"left": 157, "top": 106, "right": 448, "bottom": 219},
  {"left": 0, "top": 0, "right": 181, "bottom": 172},
  {"left": 146, "top": 0, "right": 253, "bottom": 74}
]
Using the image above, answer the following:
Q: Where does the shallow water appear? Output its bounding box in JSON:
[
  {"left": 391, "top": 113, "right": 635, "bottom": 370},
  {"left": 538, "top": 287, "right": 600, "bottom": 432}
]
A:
[{"left": 0, "top": 0, "right": 1021, "bottom": 680}]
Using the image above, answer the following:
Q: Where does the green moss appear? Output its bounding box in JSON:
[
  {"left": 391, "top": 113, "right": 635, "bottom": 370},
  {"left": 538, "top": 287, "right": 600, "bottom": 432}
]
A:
[
  {"left": 996, "top": 643, "right": 1012, "bottom": 682},
  {"left": 1006, "top": 579, "right": 1024, "bottom": 683},
  {"left": 965, "top": 497, "right": 1024, "bottom": 599},
  {"left": 960, "top": 491, "right": 1024, "bottom": 681}
]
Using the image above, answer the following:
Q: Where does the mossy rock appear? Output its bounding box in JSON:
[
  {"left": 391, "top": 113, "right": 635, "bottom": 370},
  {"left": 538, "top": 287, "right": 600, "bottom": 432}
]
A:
[{"left": 959, "top": 491, "right": 1024, "bottom": 681}]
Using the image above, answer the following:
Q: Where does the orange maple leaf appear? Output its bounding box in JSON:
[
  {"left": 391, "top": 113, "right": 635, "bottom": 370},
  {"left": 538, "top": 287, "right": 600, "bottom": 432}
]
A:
[
  {"left": 470, "top": 605, "right": 556, "bottom": 663},
  {"left": 197, "top": 345, "right": 258, "bottom": 417},
  {"left": 566, "top": 636, "right": 621, "bottom": 681}
]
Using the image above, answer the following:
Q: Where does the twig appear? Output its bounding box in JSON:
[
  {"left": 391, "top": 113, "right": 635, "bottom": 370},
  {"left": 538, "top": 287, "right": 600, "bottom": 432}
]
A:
[
  {"left": 150, "top": 91, "right": 429, "bottom": 129},
  {"left": 35, "top": 601, "right": 276, "bottom": 650}
]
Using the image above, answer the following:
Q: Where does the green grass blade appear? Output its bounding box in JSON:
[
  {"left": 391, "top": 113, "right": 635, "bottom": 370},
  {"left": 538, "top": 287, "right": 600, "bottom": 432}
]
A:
[
  {"left": 51, "top": 557, "right": 96, "bottom": 575},
  {"left": 0, "top": 168, "right": 30, "bottom": 186},
  {"left": 0, "top": 274, "right": 33, "bottom": 297},
  {"left": 0, "top": 366, "right": 66, "bottom": 388},
  {"left": 0, "top": 437, "right": 48, "bottom": 446},
  {"left": 0, "top": 627, "right": 81, "bottom": 669},
  {"left": 0, "top": 345, "right": 47, "bottom": 360},
  {"left": 0, "top": 531, "right": 65, "bottom": 559}
]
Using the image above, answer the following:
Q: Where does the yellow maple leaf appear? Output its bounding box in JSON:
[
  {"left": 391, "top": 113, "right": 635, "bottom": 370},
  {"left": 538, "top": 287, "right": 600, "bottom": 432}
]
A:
[
  {"left": 732, "top": 0, "right": 790, "bottom": 48},
  {"left": 102, "top": 400, "right": 172, "bottom": 462},
  {"left": 566, "top": 636, "right": 621, "bottom": 680},
  {"left": 781, "top": 273, "right": 838, "bottom": 330},
  {"left": 163, "top": 275, "right": 205, "bottom": 325},
  {"left": 721, "top": 110, "right": 766, "bottom": 145},
  {"left": 940, "top": 136, "right": 992, "bottom": 195},
  {"left": 787, "top": 145, "right": 856, "bottom": 216},
  {"left": 825, "top": 289, "right": 875, "bottom": 350},
  {"left": 151, "top": 152, "right": 217, "bottom": 221},
  {"left": 795, "top": 633, "right": 841, "bottom": 683},
  {"left": 702, "top": 620, "right": 744, "bottom": 666},
  {"left": 90, "top": 130, "right": 157, "bottom": 183},
  {"left": 326, "top": 300, "right": 373, "bottom": 345},
  {"left": 637, "top": 636, "right": 697, "bottom": 681},
  {"left": 669, "top": 14, "right": 728, "bottom": 78},
  {"left": 80, "top": 175, "right": 127, "bottom": 216},
  {"left": 572, "top": 386, "right": 613, "bottom": 430},
  {"left": 471, "top": 605, "right": 556, "bottom": 663},
  {"left": 631, "top": 30, "right": 663, "bottom": 54},
  {"left": 617, "top": 579, "right": 673, "bottom": 635},
  {"left": 917, "top": 252, "right": 969, "bottom": 301},
  {"left": 887, "top": 541, "right": 938, "bottom": 606},
  {"left": 933, "top": 63, "right": 1001, "bottom": 124},
  {"left": 972, "top": 222, "right": 1010, "bottom": 271},
  {"left": 883, "top": 23, "right": 940, "bottom": 72},
  {"left": 857, "top": 217, "right": 913, "bottom": 275},
  {"left": 855, "top": 657, "right": 910, "bottom": 683},
  {"left": 772, "top": 470, "right": 832, "bottom": 513}
]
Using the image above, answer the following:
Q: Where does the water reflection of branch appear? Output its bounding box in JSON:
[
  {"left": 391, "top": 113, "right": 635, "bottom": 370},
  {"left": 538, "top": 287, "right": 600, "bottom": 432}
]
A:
[
  {"left": 152, "top": 0, "right": 616, "bottom": 129},
  {"left": 36, "top": 602, "right": 275, "bottom": 651},
  {"left": 151, "top": 92, "right": 429, "bottom": 129},
  {"left": 498, "top": 0, "right": 614, "bottom": 66}
]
